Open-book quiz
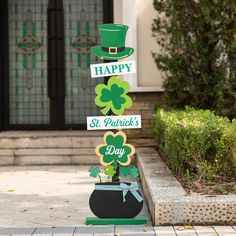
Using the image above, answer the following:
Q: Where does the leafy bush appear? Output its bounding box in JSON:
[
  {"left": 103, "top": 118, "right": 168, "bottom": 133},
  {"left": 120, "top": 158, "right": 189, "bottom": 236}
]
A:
[
  {"left": 152, "top": 0, "right": 236, "bottom": 118},
  {"left": 153, "top": 107, "right": 236, "bottom": 180}
]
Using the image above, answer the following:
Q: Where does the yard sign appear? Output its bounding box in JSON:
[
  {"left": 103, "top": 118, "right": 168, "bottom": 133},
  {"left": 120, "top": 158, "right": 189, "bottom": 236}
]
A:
[{"left": 86, "top": 23, "right": 146, "bottom": 225}]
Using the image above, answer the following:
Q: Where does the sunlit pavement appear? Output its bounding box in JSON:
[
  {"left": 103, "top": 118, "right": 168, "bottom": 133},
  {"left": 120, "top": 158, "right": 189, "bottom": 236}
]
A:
[{"left": 0, "top": 166, "right": 235, "bottom": 235}]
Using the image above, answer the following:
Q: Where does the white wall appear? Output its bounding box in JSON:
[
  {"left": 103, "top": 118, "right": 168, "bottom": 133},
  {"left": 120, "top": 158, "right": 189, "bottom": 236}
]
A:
[{"left": 113, "top": 0, "right": 164, "bottom": 92}]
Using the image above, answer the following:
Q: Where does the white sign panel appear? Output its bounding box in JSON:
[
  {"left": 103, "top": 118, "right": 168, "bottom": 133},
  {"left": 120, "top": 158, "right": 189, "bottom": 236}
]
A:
[
  {"left": 90, "top": 60, "right": 136, "bottom": 78},
  {"left": 87, "top": 115, "right": 141, "bottom": 130}
]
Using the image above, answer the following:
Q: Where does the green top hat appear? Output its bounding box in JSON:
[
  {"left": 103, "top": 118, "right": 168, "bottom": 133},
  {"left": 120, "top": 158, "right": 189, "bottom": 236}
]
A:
[{"left": 91, "top": 24, "right": 134, "bottom": 60}]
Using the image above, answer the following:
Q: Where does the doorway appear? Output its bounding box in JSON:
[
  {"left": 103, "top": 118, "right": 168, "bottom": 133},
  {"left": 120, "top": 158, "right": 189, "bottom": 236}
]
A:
[{"left": 0, "top": 0, "right": 113, "bottom": 130}]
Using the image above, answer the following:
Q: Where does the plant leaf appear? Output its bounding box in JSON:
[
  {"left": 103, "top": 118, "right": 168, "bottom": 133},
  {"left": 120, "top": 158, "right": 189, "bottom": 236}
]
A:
[
  {"left": 89, "top": 166, "right": 101, "bottom": 178},
  {"left": 130, "top": 167, "right": 139, "bottom": 178},
  {"left": 104, "top": 165, "right": 116, "bottom": 177}
]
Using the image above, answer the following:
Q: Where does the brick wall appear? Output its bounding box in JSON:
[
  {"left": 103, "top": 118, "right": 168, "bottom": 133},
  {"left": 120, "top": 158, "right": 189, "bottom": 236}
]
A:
[{"left": 125, "top": 92, "right": 166, "bottom": 146}]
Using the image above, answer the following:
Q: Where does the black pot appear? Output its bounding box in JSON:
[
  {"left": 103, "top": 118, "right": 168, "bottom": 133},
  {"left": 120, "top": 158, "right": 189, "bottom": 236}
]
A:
[{"left": 89, "top": 182, "right": 143, "bottom": 218}]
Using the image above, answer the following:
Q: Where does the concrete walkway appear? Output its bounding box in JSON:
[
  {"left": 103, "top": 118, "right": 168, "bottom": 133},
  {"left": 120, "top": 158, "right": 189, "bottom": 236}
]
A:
[
  {"left": 0, "top": 166, "right": 235, "bottom": 235},
  {"left": 0, "top": 166, "right": 151, "bottom": 227},
  {"left": 0, "top": 226, "right": 236, "bottom": 236}
]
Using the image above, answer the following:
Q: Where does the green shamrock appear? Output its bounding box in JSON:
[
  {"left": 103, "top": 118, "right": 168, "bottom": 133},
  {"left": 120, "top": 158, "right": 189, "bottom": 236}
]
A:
[
  {"left": 104, "top": 165, "right": 116, "bottom": 177},
  {"left": 89, "top": 166, "right": 101, "bottom": 178},
  {"left": 130, "top": 167, "right": 139, "bottom": 178},
  {"left": 95, "top": 131, "right": 135, "bottom": 169},
  {"left": 95, "top": 76, "right": 132, "bottom": 115},
  {"left": 120, "top": 166, "right": 130, "bottom": 177}
]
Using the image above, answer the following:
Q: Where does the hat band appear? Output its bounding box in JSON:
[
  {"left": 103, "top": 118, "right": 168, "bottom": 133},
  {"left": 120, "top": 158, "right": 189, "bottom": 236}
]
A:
[{"left": 101, "top": 46, "right": 125, "bottom": 55}]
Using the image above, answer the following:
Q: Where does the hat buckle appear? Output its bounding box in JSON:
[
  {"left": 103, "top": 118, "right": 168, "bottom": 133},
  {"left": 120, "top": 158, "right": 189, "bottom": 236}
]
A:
[
  {"left": 109, "top": 47, "right": 117, "bottom": 55},
  {"left": 91, "top": 24, "right": 134, "bottom": 60}
]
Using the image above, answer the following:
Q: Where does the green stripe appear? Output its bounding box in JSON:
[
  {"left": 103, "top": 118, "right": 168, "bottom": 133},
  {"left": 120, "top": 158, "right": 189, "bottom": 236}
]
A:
[
  {"left": 77, "top": 54, "right": 81, "bottom": 68},
  {"left": 15, "top": 20, "right": 18, "bottom": 30},
  {"left": 23, "top": 55, "right": 27, "bottom": 69},
  {"left": 86, "top": 54, "right": 90, "bottom": 68},
  {"left": 86, "top": 21, "right": 90, "bottom": 36},
  {"left": 77, "top": 21, "right": 80, "bottom": 36},
  {"left": 32, "top": 54, "right": 36, "bottom": 69},
  {"left": 15, "top": 69, "right": 18, "bottom": 78},
  {"left": 23, "top": 21, "right": 27, "bottom": 37},
  {"left": 69, "top": 20, "right": 72, "bottom": 30},
  {"left": 32, "top": 22, "right": 36, "bottom": 36}
]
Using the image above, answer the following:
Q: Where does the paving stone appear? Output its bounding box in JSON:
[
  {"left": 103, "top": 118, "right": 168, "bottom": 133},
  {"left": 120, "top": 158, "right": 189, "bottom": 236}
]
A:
[
  {"left": 12, "top": 234, "right": 36, "bottom": 236},
  {"left": 154, "top": 226, "right": 176, "bottom": 235},
  {"left": 75, "top": 227, "right": 114, "bottom": 234},
  {"left": 34, "top": 227, "right": 75, "bottom": 234},
  {"left": 94, "top": 234, "right": 114, "bottom": 236},
  {"left": 196, "top": 234, "right": 218, "bottom": 236},
  {"left": 0, "top": 228, "right": 36, "bottom": 235},
  {"left": 175, "top": 233, "right": 197, "bottom": 236},
  {"left": 74, "top": 234, "right": 92, "bottom": 236},
  {"left": 218, "top": 234, "right": 236, "bottom": 236},
  {"left": 155, "top": 234, "right": 176, "bottom": 236},
  {"left": 115, "top": 225, "right": 155, "bottom": 235},
  {"left": 52, "top": 235, "right": 75, "bottom": 236},
  {"left": 32, "top": 234, "right": 52, "bottom": 236},
  {"left": 174, "top": 226, "right": 197, "bottom": 235},
  {"left": 194, "top": 226, "right": 216, "bottom": 234},
  {"left": 213, "top": 226, "right": 236, "bottom": 234}
]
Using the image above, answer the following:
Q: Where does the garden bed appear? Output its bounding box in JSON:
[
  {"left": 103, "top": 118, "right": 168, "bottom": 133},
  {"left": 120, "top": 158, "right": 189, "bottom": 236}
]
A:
[
  {"left": 137, "top": 147, "right": 236, "bottom": 225},
  {"left": 153, "top": 107, "right": 236, "bottom": 196},
  {"left": 178, "top": 175, "right": 236, "bottom": 196}
]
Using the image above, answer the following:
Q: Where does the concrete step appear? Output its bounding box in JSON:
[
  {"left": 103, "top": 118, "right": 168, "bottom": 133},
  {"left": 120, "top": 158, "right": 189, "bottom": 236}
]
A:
[
  {"left": 0, "top": 131, "right": 103, "bottom": 165},
  {"left": 0, "top": 155, "right": 99, "bottom": 165},
  {"left": 0, "top": 131, "right": 103, "bottom": 149},
  {"left": 0, "top": 148, "right": 95, "bottom": 156}
]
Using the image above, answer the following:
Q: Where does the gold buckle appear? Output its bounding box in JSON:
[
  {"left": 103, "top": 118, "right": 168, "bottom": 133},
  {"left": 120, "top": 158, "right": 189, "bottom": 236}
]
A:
[{"left": 109, "top": 47, "right": 117, "bottom": 54}]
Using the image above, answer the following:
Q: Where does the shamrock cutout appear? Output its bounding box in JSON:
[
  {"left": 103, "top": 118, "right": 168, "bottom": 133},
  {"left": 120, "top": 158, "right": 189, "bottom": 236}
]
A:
[
  {"left": 95, "top": 131, "right": 135, "bottom": 169},
  {"left": 104, "top": 165, "right": 116, "bottom": 177},
  {"left": 130, "top": 167, "right": 139, "bottom": 178},
  {"left": 120, "top": 166, "right": 130, "bottom": 177},
  {"left": 95, "top": 76, "right": 132, "bottom": 115},
  {"left": 89, "top": 166, "right": 101, "bottom": 178}
]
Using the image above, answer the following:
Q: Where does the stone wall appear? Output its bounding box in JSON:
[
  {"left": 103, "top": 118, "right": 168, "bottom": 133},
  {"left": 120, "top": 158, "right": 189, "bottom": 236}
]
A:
[{"left": 125, "top": 92, "right": 165, "bottom": 146}]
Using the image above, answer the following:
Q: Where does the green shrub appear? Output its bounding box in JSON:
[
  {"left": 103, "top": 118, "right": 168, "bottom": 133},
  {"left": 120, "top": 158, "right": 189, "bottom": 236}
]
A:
[
  {"left": 153, "top": 107, "right": 236, "bottom": 180},
  {"left": 152, "top": 0, "right": 236, "bottom": 119}
]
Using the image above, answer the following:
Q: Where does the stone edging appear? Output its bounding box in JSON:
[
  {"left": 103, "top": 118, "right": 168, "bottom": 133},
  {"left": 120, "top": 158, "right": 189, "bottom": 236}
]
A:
[{"left": 136, "top": 147, "right": 236, "bottom": 225}]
